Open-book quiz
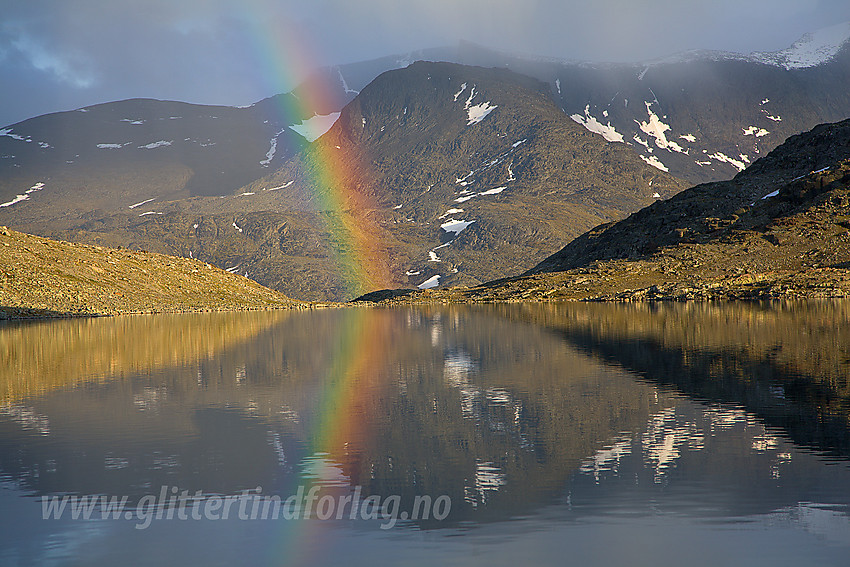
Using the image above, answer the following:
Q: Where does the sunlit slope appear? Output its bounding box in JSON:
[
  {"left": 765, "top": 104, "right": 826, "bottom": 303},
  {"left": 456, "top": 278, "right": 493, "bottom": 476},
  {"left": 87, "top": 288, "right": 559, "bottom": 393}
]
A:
[{"left": 0, "top": 227, "right": 300, "bottom": 318}]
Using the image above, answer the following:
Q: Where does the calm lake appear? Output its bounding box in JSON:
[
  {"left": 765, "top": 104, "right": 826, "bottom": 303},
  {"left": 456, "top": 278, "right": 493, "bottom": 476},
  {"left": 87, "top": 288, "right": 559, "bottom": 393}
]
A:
[{"left": 1, "top": 302, "right": 850, "bottom": 566}]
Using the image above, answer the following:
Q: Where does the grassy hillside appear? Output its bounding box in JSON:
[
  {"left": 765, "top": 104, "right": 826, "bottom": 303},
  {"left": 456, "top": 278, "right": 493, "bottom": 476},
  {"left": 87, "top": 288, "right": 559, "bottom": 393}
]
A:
[{"left": 0, "top": 227, "right": 302, "bottom": 318}]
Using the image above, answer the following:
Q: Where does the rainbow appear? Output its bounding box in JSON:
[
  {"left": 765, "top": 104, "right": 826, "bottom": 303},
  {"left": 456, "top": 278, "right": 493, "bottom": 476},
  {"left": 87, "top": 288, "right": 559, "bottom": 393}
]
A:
[
  {"left": 266, "top": 308, "right": 400, "bottom": 565},
  {"left": 243, "top": 10, "right": 394, "bottom": 299},
  {"left": 239, "top": 11, "right": 403, "bottom": 561}
]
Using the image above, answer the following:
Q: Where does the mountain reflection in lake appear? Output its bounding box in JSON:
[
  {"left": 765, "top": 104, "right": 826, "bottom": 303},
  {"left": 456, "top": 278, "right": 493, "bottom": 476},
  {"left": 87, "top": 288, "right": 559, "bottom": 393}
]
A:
[{"left": 1, "top": 303, "right": 849, "bottom": 566}]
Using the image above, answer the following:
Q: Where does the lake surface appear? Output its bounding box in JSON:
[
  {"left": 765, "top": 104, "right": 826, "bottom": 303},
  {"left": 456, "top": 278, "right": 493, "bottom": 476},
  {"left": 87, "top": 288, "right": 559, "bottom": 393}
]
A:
[{"left": 1, "top": 302, "right": 850, "bottom": 566}]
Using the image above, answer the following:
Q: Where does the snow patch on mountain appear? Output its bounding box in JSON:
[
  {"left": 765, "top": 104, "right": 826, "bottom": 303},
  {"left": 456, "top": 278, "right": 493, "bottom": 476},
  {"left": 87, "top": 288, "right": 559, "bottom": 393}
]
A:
[
  {"left": 633, "top": 135, "right": 650, "bottom": 150},
  {"left": 261, "top": 129, "right": 286, "bottom": 166},
  {"left": 640, "top": 154, "right": 669, "bottom": 172},
  {"left": 97, "top": 143, "right": 125, "bottom": 149},
  {"left": 743, "top": 126, "right": 769, "bottom": 137},
  {"left": 260, "top": 139, "right": 277, "bottom": 165},
  {"left": 440, "top": 219, "right": 475, "bottom": 235},
  {"left": 0, "top": 182, "right": 43, "bottom": 208},
  {"left": 679, "top": 134, "right": 697, "bottom": 143},
  {"left": 139, "top": 140, "right": 173, "bottom": 149},
  {"left": 428, "top": 241, "right": 452, "bottom": 263},
  {"left": 337, "top": 68, "right": 359, "bottom": 94},
  {"left": 637, "top": 102, "right": 686, "bottom": 153},
  {"left": 0, "top": 129, "right": 28, "bottom": 142},
  {"left": 266, "top": 181, "right": 294, "bottom": 191},
  {"left": 439, "top": 208, "right": 465, "bottom": 219},
  {"left": 461, "top": 85, "right": 497, "bottom": 125},
  {"left": 467, "top": 101, "right": 498, "bottom": 125},
  {"left": 418, "top": 275, "right": 441, "bottom": 289},
  {"left": 454, "top": 184, "right": 506, "bottom": 203},
  {"left": 570, "top": 105, "right": 624, "bottom": 143},
  {"left": 456, "top": 171, "right": 474, "bottom": 184},
  {"left": 479, "top": 187, "right": 505, "bottom": 195},
  {"left": 464, "top": 86, "right": 477, "bottom": 106},
  {"left": 453, "top": 83, "right": 468, "bottom": 101},
  {"left": 129, "top": 197, "right": 156, "bottom": 209},
  {"left": 709, "top": 151, "right": 747, "bottom": 171},
  {"left": 289, "top": 113, "right": 341, "bottom": 142}
]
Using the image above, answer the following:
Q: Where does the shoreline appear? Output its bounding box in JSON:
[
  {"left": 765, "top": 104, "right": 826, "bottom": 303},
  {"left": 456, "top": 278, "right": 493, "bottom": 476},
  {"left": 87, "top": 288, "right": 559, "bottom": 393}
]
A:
[
  {"left": 5, "top": 223, "right": 850, "bottom": 320},
  {"left": 6, "top": 283, "right": 849, "bottom": 321}
]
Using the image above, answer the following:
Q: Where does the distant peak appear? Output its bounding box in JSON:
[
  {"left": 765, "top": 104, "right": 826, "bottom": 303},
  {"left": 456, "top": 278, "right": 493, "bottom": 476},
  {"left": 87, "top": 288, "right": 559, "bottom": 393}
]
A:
[
  {"left": 638, "top": 21, "right": 850, "bottom": 71},
  {"left": 751, "top": 21, "right": 850, "bottom": 69}
]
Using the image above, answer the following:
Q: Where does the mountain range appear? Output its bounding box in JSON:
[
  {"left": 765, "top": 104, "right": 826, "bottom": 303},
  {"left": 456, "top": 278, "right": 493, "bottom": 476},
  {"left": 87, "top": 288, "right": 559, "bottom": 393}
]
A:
[
  {"left": 0, "top": 62, "right": 684, "bottom": 301},
  {"left": 264, "top": 20, "right": 850, "bottom": 185},
  {"left": 371, "top": 117, "right": 850, "bottom": 304},
  {"left": 2, "top": 23, "right": 850, "bottom": 303}
]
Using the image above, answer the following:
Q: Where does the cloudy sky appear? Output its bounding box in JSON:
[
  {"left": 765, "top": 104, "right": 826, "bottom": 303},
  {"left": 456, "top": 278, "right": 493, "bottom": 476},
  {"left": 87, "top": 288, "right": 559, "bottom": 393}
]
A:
[{"left": 2, "top": 0, "right": 849, "bottom": 127}]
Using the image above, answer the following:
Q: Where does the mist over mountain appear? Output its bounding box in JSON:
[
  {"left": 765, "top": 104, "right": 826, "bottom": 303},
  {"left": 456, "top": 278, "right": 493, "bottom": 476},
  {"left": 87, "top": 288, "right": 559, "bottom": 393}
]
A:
[
  {"left": 300, "top": 22, "right": 850, "bottom": 185},
  {"left": 0, "top": 62, "right": 683, "bottom": 301},
  {"left": 3, "top": 0, "right": 849, "bottom": 128},
  {"left": 1, "top": 22, "right": 850, "bottom": 302}
]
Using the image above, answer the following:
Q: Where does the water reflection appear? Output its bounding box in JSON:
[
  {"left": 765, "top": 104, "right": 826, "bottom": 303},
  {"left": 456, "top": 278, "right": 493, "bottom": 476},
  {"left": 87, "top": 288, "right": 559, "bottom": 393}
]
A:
[
  {"left": 0, "top": 311, "right": 293, "bottom": 403},
  {"left": 0, "top": 308, "right": 672, "bottom": 520},
  {"left": 0, "top": 303, "right": 849, "bottom": 565},
  {"left": 514, "top": 301, "right": 850, "bottom": 457}
]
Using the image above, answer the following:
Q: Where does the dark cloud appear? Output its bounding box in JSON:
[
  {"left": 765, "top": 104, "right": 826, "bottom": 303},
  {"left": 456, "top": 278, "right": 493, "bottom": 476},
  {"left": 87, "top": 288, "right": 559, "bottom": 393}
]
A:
[{"left": 2, "top": 0, "right": 849, "bottom": 126}]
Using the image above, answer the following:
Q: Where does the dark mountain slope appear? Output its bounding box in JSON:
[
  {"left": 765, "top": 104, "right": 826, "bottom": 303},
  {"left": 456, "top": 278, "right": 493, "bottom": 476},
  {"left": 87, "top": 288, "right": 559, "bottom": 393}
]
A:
[
  {"left": 0, "top": 96, "right": 310, "bottom": 215},
  {"left": 243, "top": 61, "right": 685, "bottom": 294},
  {"left": 531, "top": 119, "right": 850, "bottom": 274},
  {"left": 361, "top": 118, "right": 850, "bottom": 304},
  {"left": 4, "top": 62, "right": 685, "bottom": 302}
]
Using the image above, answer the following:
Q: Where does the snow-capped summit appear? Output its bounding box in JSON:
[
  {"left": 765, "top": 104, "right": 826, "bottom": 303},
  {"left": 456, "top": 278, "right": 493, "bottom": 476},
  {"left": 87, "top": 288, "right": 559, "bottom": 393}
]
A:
[
  {"left": 750, "top": 21, "right": 850, "bottom": 69},
  {"left": 637, "top": 21, "right": 850, "bottom": 70}
]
